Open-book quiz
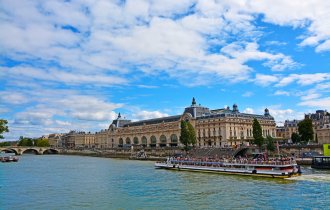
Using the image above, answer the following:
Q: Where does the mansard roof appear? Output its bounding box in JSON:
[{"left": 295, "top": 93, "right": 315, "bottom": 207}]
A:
[
  {"left": 123, "top": 115, "right": 181, "bottom": 127},
  {"left": 197, "top": 111, "right": 274, "bottom": 121}
]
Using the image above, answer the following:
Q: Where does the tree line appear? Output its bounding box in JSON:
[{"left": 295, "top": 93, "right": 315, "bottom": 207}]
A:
[
  {"left": 290, "top": 118, "right": 314, "bottom": 144},
  {"left": 0, "top": 119, "right": 50, "bottom": 147}
]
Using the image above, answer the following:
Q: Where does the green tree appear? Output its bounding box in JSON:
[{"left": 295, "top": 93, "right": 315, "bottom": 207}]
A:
[
  {"left": 0, "top": 141, "right": 10, "bottom": 146},
  {"left": 291, "top": 132, "right": 300, "bottom": 144},
  {"left": 266, "top": 136, "right": 275, "bottom": 152},
  {"left": 315, "top": 133, "right": 318, "bottom": 143},
  {"left": 187, "top": 121, "right": 196, "bottom": 146},
  {"left": 298, "top": 119, "right": 314, "bottom": 143},
  {"left": 18, "top": 136, "right": 33, "bottom": 146},
  {"left": 0, "top": 119, "right": 9, "bottom": 139},
  {"left": 253, "top": 118, "right": 264, "bottom": 151},
  {"left": 36, "top": 139, "right": 50, "bottom": 147},
  {"left": 180, "top": 121, "right": 190, "bottom": 150}
]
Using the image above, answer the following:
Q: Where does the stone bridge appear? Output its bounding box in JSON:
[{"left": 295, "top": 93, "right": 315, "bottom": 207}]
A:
[{"left": 0, "top": 146, "right": 60, "bottom": 155}]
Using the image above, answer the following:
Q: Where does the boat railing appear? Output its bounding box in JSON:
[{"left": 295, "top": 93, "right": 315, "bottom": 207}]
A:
[{"left": 169, "top": 159, "right": 296, "bottom": 166}]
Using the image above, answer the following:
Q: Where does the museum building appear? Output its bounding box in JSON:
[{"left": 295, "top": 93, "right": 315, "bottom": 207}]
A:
[{"left": 107, "top": 98, "right": 277, "bottom": 148}]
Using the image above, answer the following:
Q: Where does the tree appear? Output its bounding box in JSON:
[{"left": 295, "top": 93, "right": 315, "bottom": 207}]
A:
[
  {"left": 298, "top": 119, "right": 314, "bottom": 143},
  {"left": 0, "top": 119, "right": 9, "bottom": 139},
  {"left": 266, "top": 136, "right": 275, "bottom": 152},
  {"left": 18, "top": 136, "right": 33, "bottom": 146},
  {"left": 36, "top": 138, "right": 50, "bottom": 147},
  {"left": 315, "top": 133, "right": 318, "bottom": 143},
  {"left": 0, "top": 141, "right": 10, "bottom": 146},
  {"left": 291, "top": 132, "right": 300, "bottom": 144},
  {"left": 187, "top": 121, "right": 196, "bottom": 146},
  {"left": 253, "top": 118, "right": 264, "bottom": 151},
  {"left": 179, "top": 121, "right": 190, "bottom": 150}
]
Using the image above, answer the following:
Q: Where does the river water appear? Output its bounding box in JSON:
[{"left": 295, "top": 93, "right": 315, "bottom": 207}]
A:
[{"left": 1, "top": 154, "right": 329, "bottom": 210}]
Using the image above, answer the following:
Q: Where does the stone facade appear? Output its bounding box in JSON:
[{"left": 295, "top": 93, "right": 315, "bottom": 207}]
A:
[
  {"left": 305, "top": 110, "right": 330, "bottom": 143},
  {"left": 315, "top": 124, "right": 330, "bottom": 144},
  {"left": 283, "top": 120, "right": 301, "bottom": 141},
  {"left": 106, "top": 98, "right": 277, "bottom": 148},
  {"left": 95, "top": 130, "right": 108, "bottom": 149},
  {"left": 62, "top": 131, "right": 95, "bottom": 149},
  {"left": 48, "top": 133, "right": 63, "bottom": 148}
]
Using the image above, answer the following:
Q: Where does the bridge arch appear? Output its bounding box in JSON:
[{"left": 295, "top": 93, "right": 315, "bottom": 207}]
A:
[
  {"left": 22, "top": 148, "right": 39, "bottom": 155},
  {"left": 43, "top": 149, "right": 59, "bottom": 154},
  {"left": 1, "top": 148, "right": 18, "bottom": 155}
]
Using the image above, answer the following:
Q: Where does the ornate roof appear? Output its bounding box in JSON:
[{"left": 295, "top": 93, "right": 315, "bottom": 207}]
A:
[{"left": 123, "top": 115, "right": 181, "bottom": 127}]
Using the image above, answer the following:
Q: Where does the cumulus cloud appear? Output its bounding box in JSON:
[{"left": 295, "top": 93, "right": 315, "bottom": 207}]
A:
[
  {"left": 132, "top": 110, "right": 169, "bottom": 121},
  {"left": 299, "top": 97, "right": 330, "bottom": 109},
  {"left": 254, "top": 74, "right": 279, "bottom": 86},
  {"left": 275, "top": 73, "right": 330, "bottom": 87},
  {"left": 274, "top": 90, "right": 290, "bottom": 96},
  {"left": 0, "top": 91, "right": 30, "bottom": 105},
  {"left": 1, "top": 0, "right": 330, "bottom": 140},
  {"left": 243, "top": 108, "right": 254, "bottom": 114},
  {"left": 0, "top": 0, "right": 306, "bottom": 87},
  {"left": 267, "top": 106, "right": 304, "bottom": 125}
]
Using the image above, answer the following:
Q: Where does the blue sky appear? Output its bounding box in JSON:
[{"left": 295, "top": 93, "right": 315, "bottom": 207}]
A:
[{"left": 1, "top": 0, "right": 330, "bottom": 141}]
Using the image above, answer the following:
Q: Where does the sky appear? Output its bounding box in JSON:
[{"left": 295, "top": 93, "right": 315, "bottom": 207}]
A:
[{"left": 1, "top": 0, "right": 330, "bottom": 141}]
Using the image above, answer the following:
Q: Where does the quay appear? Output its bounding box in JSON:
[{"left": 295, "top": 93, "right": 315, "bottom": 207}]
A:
[{"left": 0, "top": 146, "right": 322, "bottom": 165}]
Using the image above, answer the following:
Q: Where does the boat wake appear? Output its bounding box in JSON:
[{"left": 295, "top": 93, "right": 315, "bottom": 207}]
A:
[{"left": 286, "top": 174, "right": 330, "bottom": 182}]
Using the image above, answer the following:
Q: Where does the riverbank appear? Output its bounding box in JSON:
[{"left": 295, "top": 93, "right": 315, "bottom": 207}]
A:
[
  {"left": 61, "top": 149, "right": 167, "bottom": 161},
  {"left": 60, "top": 150, "right": 313, "bottom": 165}
]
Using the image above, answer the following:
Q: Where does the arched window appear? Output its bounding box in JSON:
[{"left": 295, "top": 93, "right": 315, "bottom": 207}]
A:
[
  {"left": 125, "top": 137, "right": 131, "bottom": 145},
  {"left": 133, "top": 137, "right": 139, "bottom": 145},
  {"left": 170, "top": 134, "right": 178, "bottom": 147},
  {"left": 160, "top": 135, "right": 167, "bottom": 147},
  {"left": 150, "top": 136, "right": 157, "bottom": 147},
  {"left": 119, "top": 138, "right": 123, "bottom": 147},
  {"left": 141, "top": 136, "right": 147, "bottom": 146}
]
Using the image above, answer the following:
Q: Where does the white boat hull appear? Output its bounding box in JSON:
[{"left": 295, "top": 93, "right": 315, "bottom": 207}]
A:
[{"left": 155, "top": 162, "right": 301, "bottom": 178}]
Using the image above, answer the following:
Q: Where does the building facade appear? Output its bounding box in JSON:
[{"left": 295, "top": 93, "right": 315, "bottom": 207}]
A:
[
  {"left": 95, "top": 129, "right": 108, "bottom": 149},
  {"left": 61, "top": 131, "right": 95, "bottom": 149},
  {"left": 106, "top": 98, "right": 277, "bottom": 148},
  {"left": 48, "top": 133, "right": 63, "bottom": 148},
  {"left": 316, "top": 124, "right": 330, "bottom": 144},
  {"left": 305, "top": 110, "right": 330, "bottom": 143}
]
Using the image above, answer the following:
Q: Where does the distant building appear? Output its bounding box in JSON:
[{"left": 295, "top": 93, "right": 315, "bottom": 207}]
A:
[
  {"left": 61, "top": 131, "right": 95, "bottom": 149},
  {"left": 276, "top": 126, "right": 286, "bottom": 139},
  {"left": 305, "top": 110, "right": 330, "bottom": 143},
  {"left": 95, "top": 129, "right": 108, "bottom": 149},
  {"left": 107, "top": 98, "right": 277, "bottom": 148},
  {"left": 48, "top": 133, "right": 63, "bottom": 148},
  {"left": 316, "top": 124, "right": 330, "bottom": 144},
  {"left": 284, "top": 120, "right": 301, "bottom": 140}
]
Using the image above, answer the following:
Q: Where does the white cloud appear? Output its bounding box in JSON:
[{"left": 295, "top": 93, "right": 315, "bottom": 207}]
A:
[
  {"left": 248, "top": 1, "right": 330, "bottom": 52},
  {"left": 0, "top": 91, "right": 30, "bottom": 104},
  {"left": 274, "top": 90, "right": 290, "bottom": 96},
  {"left": 275, "top": 73, "right": 330, "bottom": 87},
  {"left": 267, "top": 107, "right": 304, "bottom": 125},
  {"left": 298, "top": 97, "right": 330, "bottom": 109},
  {"left": 132, "top": 110, "right": 169, "bottom": 121},
  {"left": 0, "top": 0, "right": 305, "bottom": 87},
  {"left": 1, "top": 66, "right": 128, "bottom": 86},
  {"left": 242, "top": 91, "right": 253, "bottom": 97},
  {"left": 243, "top": 108, "right": 254, "bottom": 114},
  {"left": 254, "top": 74, "right": 279, "bottom": 86},
  {"left": 221, "top": 42, "right": 299, "bottom": 71}
]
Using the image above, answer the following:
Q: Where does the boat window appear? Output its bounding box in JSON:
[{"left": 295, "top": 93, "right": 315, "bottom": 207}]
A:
[{"left": 315, "top": 158, "right": 322, "bottom": 163}]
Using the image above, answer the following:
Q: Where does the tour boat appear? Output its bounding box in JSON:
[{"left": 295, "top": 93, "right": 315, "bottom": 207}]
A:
[
  {"left": 311, "top": 156, "right": 330, "bottom": 169},
  {"left": 155, "top": 158, "right": 302, "bottom": 178},
  {"left": 0, "top": 156, "right": 19, "bottom": 163}
]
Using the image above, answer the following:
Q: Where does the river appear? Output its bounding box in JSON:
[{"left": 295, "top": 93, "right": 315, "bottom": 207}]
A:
[{"left": 1, "top": 154, "right": 330, "bottom": 210}]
